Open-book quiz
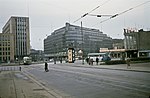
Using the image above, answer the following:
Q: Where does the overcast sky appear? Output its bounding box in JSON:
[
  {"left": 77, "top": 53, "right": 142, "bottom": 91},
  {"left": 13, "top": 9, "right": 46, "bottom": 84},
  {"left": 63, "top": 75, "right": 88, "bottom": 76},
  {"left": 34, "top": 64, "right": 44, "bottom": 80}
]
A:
[{"left": 0, "top": 0, "right": 150, "bottom": 50}]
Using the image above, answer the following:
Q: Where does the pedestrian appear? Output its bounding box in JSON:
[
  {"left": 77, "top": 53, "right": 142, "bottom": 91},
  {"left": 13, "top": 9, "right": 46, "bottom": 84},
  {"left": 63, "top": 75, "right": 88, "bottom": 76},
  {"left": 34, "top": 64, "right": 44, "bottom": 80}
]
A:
[
  {"left": 96, "top": 57, "right": 99, "bottom": 65},
  {"left": 19, "top": 66, "right": 21, "bottom": 71},
  {"left": 60, "top": 58, "right": 62, "bottom": 63},
  {"left": 86, "top": 57, "right": 89, "bottom": 64},
  {"left": 45, "top": 62, "right": 49, "bottom": 72},
  {"left": 90, "top": 58, "right": 93, "bottom": 65},
  {"left": 126, "top": 58, "right": 131, "bottom": 69}
]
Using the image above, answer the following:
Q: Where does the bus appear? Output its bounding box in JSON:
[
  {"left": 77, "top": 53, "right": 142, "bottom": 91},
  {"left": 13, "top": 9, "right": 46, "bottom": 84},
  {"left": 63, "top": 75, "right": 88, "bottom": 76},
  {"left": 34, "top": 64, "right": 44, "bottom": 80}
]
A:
[
  {"left": 88, "top": 52, "right": 111, "bottom": 62},
  {"left": 23, "top": 57, "right": 32, "bottom": 65}
]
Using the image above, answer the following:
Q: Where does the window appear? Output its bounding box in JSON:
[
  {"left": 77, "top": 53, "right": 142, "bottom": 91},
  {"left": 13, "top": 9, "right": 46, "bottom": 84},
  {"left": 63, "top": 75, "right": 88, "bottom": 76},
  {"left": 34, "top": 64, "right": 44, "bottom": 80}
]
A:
[
  {"left": 8, "top": 42, "right": 10, "bottom": 46},
  {"left": 8, "top": 57, "right": 10, "bottom": 61}
]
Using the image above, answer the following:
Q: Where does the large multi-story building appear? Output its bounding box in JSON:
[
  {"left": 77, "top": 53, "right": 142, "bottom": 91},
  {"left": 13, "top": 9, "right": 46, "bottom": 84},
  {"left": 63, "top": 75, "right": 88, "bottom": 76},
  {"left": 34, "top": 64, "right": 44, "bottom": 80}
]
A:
[
  {"left": 2, "top": 16, "right": 30, "bottom": 60},
  {"left": 44, "top": 23, "right": 113, "bottom": 59},
  {"left": 124, "top": 29, "right": 150, "bottom": 57}
]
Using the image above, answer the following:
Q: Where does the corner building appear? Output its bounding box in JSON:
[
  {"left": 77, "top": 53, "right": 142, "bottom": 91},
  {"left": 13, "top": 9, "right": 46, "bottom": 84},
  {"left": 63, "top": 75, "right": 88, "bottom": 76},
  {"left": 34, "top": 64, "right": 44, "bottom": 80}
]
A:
[
  {"left": 44, "top": 23, "right": 112, "bottom": 58},
  {"left": 124, "top": 29, "right": 150, "bottom": 57}
]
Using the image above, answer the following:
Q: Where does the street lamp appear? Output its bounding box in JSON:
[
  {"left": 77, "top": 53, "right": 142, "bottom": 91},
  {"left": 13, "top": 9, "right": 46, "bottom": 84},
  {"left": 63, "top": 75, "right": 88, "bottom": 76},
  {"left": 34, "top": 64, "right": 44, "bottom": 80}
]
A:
[
  {"left": 81, "top": 21, "right": 84, "bottom": 65},
  {"left": 53, "top": 44, "right": 56, "bottom": 64}
]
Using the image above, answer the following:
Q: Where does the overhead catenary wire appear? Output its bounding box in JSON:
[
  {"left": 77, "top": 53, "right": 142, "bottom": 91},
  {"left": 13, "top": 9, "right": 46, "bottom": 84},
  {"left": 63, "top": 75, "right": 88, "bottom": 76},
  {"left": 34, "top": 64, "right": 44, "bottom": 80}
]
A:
[
  {"left": 100, "top": 0, "right": 150, "bottom": 23},
  {"left": 73, "top": 0, "right": 111, "bottom": 23},
  {"left": 88, "top": 14, "right": 112, "bottom": 17}
]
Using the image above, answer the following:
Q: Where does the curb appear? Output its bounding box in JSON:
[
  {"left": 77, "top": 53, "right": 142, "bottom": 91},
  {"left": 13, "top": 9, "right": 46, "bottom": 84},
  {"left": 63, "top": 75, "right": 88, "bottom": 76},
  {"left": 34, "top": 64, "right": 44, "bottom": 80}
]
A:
[
  {"left": 92, "top": 67, "right": 150, "bottom": 73},
  {"left": 56, "top": 63, "right": 150, "bottom": 73}
]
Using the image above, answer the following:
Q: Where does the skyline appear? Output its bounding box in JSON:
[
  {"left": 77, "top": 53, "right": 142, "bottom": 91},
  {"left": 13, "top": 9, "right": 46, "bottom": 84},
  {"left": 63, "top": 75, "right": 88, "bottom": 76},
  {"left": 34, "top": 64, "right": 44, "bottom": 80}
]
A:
[{"left": 0, "top": 0, "right": 150, "bottom": 50}]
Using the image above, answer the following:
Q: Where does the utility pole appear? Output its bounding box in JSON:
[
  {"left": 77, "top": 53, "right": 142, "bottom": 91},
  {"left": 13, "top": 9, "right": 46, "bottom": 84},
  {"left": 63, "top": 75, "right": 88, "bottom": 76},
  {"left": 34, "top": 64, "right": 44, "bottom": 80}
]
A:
[
  {"left": 54, "top": 44, "right": 56, "bottom": 64},
  {"left": 81, "top": 21, "right": 84, "bottom": 65}
]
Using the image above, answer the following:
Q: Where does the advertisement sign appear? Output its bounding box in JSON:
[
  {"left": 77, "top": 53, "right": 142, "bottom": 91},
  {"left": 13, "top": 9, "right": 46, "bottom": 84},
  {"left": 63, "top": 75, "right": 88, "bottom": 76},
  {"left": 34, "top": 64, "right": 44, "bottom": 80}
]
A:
[{"left": 68, "top": 48, "right": 75, "bottom": 63}]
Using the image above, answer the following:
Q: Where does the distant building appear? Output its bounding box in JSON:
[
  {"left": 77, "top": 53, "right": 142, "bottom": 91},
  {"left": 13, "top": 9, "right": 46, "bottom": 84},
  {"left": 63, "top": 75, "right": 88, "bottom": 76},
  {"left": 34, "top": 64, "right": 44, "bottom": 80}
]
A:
[
  {"left": 112, "top": 39, "right": 124, "bottom": 49},
  {"left": 99, "top": 39, "right": 126, "bottom": 60},
  {"left": 30, "top": 49, "right": 44, "bottom": 62},
  {"left": 44, "top": 23, "right": 113, "bottom": 59},
  {"left": 2, "top": 16, "right": 30, "bottom": 60},
  {"left": 124, "top": 29, "right": 150, "bottom": 57}
]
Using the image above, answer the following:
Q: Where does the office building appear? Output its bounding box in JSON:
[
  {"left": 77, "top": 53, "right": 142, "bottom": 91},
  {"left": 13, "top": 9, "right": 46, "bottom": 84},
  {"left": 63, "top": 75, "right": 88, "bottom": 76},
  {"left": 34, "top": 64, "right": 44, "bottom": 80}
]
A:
[
  {"left": 2, "top": 16, "right": 30, "bottom": 60},
  {"left": 44, "top": 23, "right": 113, "bottom": 59}
]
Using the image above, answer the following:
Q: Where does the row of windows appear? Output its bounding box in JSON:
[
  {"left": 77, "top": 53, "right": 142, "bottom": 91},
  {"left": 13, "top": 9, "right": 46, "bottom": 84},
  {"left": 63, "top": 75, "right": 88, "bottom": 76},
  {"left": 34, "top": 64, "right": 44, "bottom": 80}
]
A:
[
  {"left": 0, "top": 47, "right": 10, "bottom": 51},
  {"left": 16, "top": 18, "right": 27, "bottom": 22},
  {"left": 17, "top": 28, "right": 27, "bottom": 32},
  {"left": 0, "top": 52, "right": 10, "bottom": 55},
  {"left": 0, "top": 56, "right": 11, "bottom": 61},
  {"left": 17, "top": 36, "right": 26, "bottom": 39},
  {"left": 17, "top": 24, "right": 27, "bottom": 27},
  {"left": 0, "top": 36, "right": 11, "bottom": 41},
  {"left": 0, "top": 42, "right": 11, "bottom": 46}
]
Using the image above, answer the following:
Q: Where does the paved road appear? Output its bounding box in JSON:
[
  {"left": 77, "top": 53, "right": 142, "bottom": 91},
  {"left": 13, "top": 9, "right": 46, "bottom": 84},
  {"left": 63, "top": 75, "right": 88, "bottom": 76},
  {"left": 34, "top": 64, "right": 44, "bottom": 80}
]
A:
[{"left": 23, "top": 63, "right": 150, "bottom": 98}]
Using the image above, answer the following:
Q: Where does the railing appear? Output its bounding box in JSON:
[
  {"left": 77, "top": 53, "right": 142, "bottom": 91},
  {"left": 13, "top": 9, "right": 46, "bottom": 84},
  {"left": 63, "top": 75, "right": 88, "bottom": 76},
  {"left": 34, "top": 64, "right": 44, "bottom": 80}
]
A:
[{"left": 0, "top": 66, "right": 21, "bottom": 71}]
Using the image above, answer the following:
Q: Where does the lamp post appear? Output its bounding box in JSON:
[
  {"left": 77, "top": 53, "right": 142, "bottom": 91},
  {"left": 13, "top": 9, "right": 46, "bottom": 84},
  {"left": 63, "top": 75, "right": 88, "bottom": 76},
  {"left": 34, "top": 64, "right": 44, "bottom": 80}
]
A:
[
  {"left": 54, "top": 44, "right": 56, "bottom": 64},
  {"left": 81, "top": 21, "right": 84, "bottom": 65}
]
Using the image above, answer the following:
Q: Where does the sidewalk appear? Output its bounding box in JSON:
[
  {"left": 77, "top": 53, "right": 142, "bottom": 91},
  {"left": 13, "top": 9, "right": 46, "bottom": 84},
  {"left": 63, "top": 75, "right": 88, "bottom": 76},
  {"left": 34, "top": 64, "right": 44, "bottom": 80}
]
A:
[
  {"left": 0, "top": 71, "right": 62, "bottom": 98},
  {"left": 93, "top": 63, "right": 150, "bottom": 73}
]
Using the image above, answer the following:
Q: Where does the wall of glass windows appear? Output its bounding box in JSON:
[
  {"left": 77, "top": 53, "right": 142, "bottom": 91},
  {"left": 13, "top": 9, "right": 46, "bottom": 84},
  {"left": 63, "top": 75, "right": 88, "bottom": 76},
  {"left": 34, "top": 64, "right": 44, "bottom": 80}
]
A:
[{"left": 44, "top": 23, "right": 113, "bottom": 59}]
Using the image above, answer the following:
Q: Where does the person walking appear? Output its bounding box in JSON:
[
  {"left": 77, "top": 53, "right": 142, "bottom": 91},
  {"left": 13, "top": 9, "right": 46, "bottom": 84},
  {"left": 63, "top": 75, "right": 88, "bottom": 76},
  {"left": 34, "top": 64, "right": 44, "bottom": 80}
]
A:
[
  {"left": 86, "top": 57, "right": 89, "bottom": 64},
  {"left": 45, "top": 62, "right": 49, "bottom": 72},
  {"left": 96, "top": 57, "right": 99, "bottom": 65},
  {"left": 90, "top": 58, "right": 93, "bottom": 65},
  {"left": 126, "top": 58, "right": 131, "bottom": 69}
]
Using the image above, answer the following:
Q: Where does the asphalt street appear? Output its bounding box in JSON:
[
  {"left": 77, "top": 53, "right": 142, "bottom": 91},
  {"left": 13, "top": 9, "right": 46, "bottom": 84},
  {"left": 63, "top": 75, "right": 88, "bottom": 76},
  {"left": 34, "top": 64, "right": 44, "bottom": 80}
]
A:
[{"left": 23, "top": 63, "right": 150, "bottom": 98}]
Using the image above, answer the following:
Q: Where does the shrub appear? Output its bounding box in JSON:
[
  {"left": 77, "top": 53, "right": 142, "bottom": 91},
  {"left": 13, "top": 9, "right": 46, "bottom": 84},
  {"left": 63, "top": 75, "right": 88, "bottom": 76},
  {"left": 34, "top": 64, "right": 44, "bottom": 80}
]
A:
[
  {"left": 105, "top": 60, "right": 126, "bottom": 65},
  {"left": 130, "top": 57, "right": 150, "bottom": 61}
]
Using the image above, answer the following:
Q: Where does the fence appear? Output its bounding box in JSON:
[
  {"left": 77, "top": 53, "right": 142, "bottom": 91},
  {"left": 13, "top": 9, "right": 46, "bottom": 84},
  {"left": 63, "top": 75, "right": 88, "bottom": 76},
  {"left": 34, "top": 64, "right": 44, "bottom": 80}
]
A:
[{"left": 0, "top": 66, "right": 21, "bottom": 71}]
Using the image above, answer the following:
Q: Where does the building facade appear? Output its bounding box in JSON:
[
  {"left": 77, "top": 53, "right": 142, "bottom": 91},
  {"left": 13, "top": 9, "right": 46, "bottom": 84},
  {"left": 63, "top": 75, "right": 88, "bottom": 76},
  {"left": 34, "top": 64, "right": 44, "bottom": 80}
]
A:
[
  {"left": 112, "top": 39, "right": 124, "bottom": 49},
  {"left": 2, "top": 16, "right": 30, "bottom": 60},
  {"left": 0, "top": 33, "right": 14, "bottom": 62},
  {"left": 44, "top": 23, "right": 113, "bottom": 59},
  {"left": 0, "top": 17, "right": 30, "bottom": 62},
  {"left": 30, "top": 49, "right": 44, "bottom": 62},
  {"left": 124, "top": 29, "right": 150, "bottom": 57}
]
